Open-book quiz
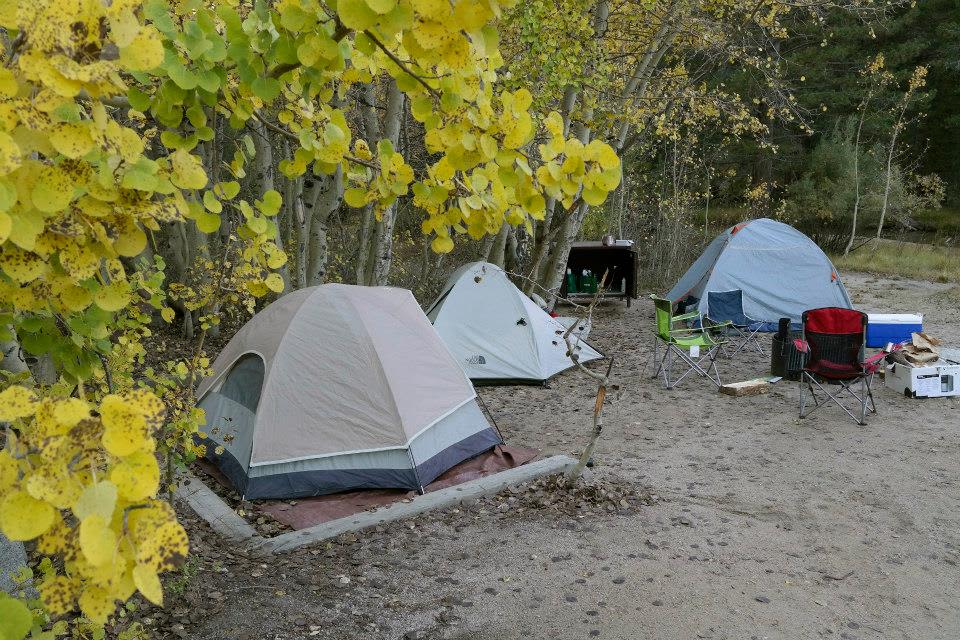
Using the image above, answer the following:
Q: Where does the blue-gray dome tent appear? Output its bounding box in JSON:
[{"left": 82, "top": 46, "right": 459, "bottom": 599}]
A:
[{"left": 665, "top": 218, "right": 852, "bottom": 323}]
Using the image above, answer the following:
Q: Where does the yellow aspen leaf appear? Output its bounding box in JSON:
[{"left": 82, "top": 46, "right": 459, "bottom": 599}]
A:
[
  {"left": 412, "top": 0, "right": 448, "bottom": 14},
  {"left": 78, "top": 585, "right": 115, "bottom": 625},
  {"left": 36, "top": 515, "right": 69, "bottom": 555},
  {"left": 73, "top": 481, "right": 117, "bottom": 522},
  {"left": 0, "top": 211, "right": 10, "bottom": 243},
  {"left": 79, "top": 514, "right": 116, "bottom": 566},
  {"left": 431, "top": 235, "right": 454, "bottom": 253},
  {"left": 513, "top": 88, "right": 533, "bottom": 111},
  {"left": 118, "top": 27, "right": 165, "bottom": 71},
  {"left": 595, "top": 166, "right": 621, "bottom": 191},
  {"left": 52, "top": 397, "right": 89, "bottom": 428},
  {"left": 0, "top": 450, "right": 18, "bottom": 488},
  {"left": 0, "top": 385, "right": 38, "bottom": 420},
  {"left": 136, "top": 520, "right": 189, "bottom": 572},
  {"left": 581, "top": 185, "right": 607, "bottom": 206},
  {"left": 39, "top": 575, "right": 78, "bottom": 616},
  {"left": 26, "top": 471, "right": 77, "bottom": 509},
  {"left": 58, "top": 241, "right": 99, "bottom": 280},
  {"left": 266, "top": 250, "right": 287, "bottom": 269},
  {"left": 49, "top": 123, "right": 94, "bottom": 159},
  {"left": 0, "top": 67, "right": 18, "bottom": 97},
  {"left": 0, "top": 597, "right": 32, "bottom": 640},
  {"left": 264, "top": 272, "right": 284, "bottom": 293},
  {"left": 343, "top": 188, "right": 368, "bottom": 208},
  {"left": 0, "top": 246, "right": 46, "bottom": 283},
  {"left": 59, "top": 284, "right": 93, "bottom": 312},
  {"left": 100, "top": 395, "right": 148, "bottom": 457},
  {"left": 170, "top": 149, "right": 207, "bottom": 190},
  {"left": 593, "top": 144, "right": 620, "bottom": 171},
  {"left": 108, "top": 8, "right": 140, "bottom": 49},
  {"left": 93, "top": 281, "right": 131, "bottom": 312},
  {"left": 0, "top": 490, "right": 55, "bottom": 540},
  {"left": 132, "top": 564, "right": 163, "bottom": 606},
  {"left": 32, "top": 165, "right": 74, "bottom": 212},
  {"left": 126, "top": 389, "right": 166, "bottom": 430},
  {"left": 452, "top": 0, "right": 491, "bottom": 30},
  {"left": 413, "top": 20, "right": 452, "bottom": 50},
  {"left": 110, "top": 450, "right": 160, "bottom": 502},
  {"left": 0, "top": 130, "right": 22, "bottom": 174},
  {"left": 113, "top": 223, "right": 146, "bottom": 257},
  {"left": 160, "top": 307, "right": 175, "bottom": 323}
]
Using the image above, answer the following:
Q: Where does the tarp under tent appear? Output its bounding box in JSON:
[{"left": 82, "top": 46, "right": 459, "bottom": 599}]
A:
[
  {"left": 195, "top": 284, "right": 502, "bottom": 500},
  {"left": 665, "top": 218, "right": 852, "bottom": 323},
  {"left": 426, "top": 262, "right": 604, "bottom": 384}
]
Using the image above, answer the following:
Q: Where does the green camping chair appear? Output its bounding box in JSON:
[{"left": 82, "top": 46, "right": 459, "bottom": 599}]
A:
[{"left": 649, "top": 295, "right": 725, "bottom": 389}]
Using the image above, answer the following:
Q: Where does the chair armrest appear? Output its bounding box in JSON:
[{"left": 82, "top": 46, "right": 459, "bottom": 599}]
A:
[
  {"left": 703, "top": 318, "right": 734, "bottom": 330},
  {"left": 793, "top": 338, "right": 809, "bottom": 353},
  {"left": 672, "top": 311, "right": 700, "bottom": 323},
  {"left": 862, "top": 352, "right": 886, "bottom": 374}
]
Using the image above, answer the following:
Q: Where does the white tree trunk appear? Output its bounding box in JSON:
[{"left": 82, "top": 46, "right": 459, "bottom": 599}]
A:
[
  {"left": 368, "top": 79, "right": 404, "bottom": 286},
  {"left": 876, "top": 122, "right": 902, "bottom": 246},
  {"left": 305, "top": 168, "right": 343, "bottom": 286},
  {"left": 0, "top": 331, "right": 29, "bottom": 375},
  {"left": 355, "top": 82, "right": 379, "bottom": 285},
  {"left": 525, "top": 85, "right": 580, "bottom": 294},
  {"left": 250, "top": 120, "right": 290, "bottom": 290}
]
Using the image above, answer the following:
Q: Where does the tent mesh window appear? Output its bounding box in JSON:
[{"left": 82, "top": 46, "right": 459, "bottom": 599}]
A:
[{"left": 218, "top": 354, "right": 265, "bottom": 413}]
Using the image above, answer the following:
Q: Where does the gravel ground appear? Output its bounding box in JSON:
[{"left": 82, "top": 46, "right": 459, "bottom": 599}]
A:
[{"left": 152, "top": 272, "right": 960, "bottom": 640}]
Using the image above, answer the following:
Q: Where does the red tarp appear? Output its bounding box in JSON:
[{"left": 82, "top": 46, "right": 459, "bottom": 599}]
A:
[{"left": 197, "top": 445, "right": 539, "bottom": 531}]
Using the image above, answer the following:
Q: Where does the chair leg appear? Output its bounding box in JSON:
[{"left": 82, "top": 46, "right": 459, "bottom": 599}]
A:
[
  {"left": 704, "top": 345, "right": 722, "bottom": 388},
  {"left": 860, "top": 376, "right": 870, "bottom": 426},
  {"left": 799, "top": 373, "right": 805, "bottom": 419},
  {"left": 648, "top": 336, "right": 659, "bottom": 378}
]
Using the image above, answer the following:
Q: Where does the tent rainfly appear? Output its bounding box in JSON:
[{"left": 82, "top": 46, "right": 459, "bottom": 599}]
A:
[
  {"left": 426, "top": 262, "right": 604, "bottom": 384},
  {"left": 665, "top": 218, "right": 852, "bottom": 322},
  {"left": 195, "top": 284, "right": 502, "bottom": 500}
]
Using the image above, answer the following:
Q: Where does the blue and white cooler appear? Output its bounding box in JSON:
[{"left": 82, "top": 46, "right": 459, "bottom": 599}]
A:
[{"left": 866, "top": 313, "right": 923, "bottom": 348}]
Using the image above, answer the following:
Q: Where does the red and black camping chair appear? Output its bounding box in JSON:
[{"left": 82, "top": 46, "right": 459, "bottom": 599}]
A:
[{"left": 795, "top": 307, "right": 886, "bottom": 425}]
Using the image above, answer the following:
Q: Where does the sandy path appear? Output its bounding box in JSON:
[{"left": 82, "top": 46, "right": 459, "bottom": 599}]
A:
[{"left": 168, "top": 273, "right": 960, "bottom": 640}]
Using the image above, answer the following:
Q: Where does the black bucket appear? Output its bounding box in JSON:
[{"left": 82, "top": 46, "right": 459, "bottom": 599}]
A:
[{"left": 770, "top": 319, "right": 807, "bottom": 380}]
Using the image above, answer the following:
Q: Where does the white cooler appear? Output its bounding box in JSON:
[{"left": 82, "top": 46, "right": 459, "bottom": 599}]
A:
[{"left": 888, "top": 362, "right": 960, "bottom": 398}]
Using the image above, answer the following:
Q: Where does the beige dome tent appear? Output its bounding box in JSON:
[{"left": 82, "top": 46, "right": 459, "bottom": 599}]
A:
[{"left": 195, "top": 284, "right": 501, "bottom": 500}]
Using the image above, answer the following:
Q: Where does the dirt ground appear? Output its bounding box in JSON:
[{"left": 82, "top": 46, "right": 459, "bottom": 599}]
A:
[{"left": 155, "top": 273, "right": 960, "bottom": 640}]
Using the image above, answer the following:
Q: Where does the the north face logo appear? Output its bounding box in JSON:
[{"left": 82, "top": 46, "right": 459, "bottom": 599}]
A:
[{"left": 466, "top": 355, "right": 487, "bottom": 365}]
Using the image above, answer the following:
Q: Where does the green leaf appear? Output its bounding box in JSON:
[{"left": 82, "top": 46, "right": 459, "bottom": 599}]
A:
[
  {"left": 0, "top": 596, "right": 32, "bottom": 640},
  {"left": 185, "top": 105, "right": 207, "bottom": 128},
  {"left": 257, "top": 190, "right": 282, "bottom": 216},
  {"left": 246, "top": 215, "right": 268, "bottom": 235},
  {"left": 337, "top": 0, "right": 378, "bottom": 30},
  {"left": 202, "top": 190, "right": 222, "bottom": 214},
  {"left": 195, "top": 210, "right": 221, "bottom": 233},
  {"left": 127, "top": 87, "right": 152, "bottom": 112},
  {"left": 215, "top": 181, "right": 241, "bottom": 200},
  {"left": 365, "top": 0, "right": 397, "bottom": 14},
  {"left": 196, "top": 69, "right": 222, "bottom": 93},
  {"left": 251, "top": 77, "right": 281, "bottom": 102},
  {"left": 167, "top": 61, "right": 198, "bottom": 90}
]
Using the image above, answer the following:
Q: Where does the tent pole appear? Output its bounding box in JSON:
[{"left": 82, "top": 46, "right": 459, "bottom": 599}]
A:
[
  {"left": 474, "top": 390, "right": 505, "bottom": 444},
  {"left": 406, "top": 448, "right": 425, "bottom": 495}
]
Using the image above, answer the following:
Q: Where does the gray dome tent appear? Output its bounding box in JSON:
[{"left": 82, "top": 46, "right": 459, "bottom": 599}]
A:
[
  {"left": 665, "top": 218, "right": 852, "bottom": 322},
  {"left": 195, "top": 284, "right": 501, "bottom": 500}
]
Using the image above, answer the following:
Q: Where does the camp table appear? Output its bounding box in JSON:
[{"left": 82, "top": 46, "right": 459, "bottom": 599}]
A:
[{"left": 560, "top": 240, "right": 638, "bottom": 306}]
